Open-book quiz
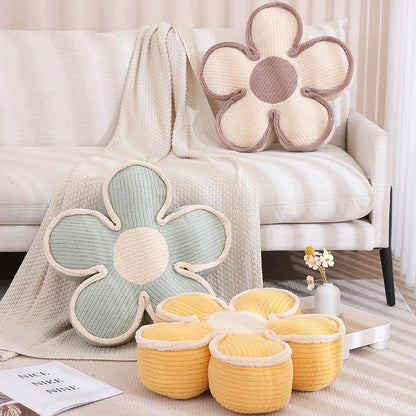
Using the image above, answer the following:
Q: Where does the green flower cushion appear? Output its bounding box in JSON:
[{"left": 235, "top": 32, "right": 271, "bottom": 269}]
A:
[
  {"left": 200, "top": 1, "right": 354, "bottom": 152},
  {"left": 44, "top": 161, "right": 231, "bottom": 346}
]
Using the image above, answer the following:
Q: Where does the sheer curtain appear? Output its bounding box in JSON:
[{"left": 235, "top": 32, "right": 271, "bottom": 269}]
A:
[{"left": 385, "top": 0, "right": 416, "bottom": 291}]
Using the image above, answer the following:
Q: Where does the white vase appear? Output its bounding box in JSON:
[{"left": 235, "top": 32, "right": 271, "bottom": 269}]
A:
[{"left": 314, "top": 282, "right": 341, "bottom": 317}]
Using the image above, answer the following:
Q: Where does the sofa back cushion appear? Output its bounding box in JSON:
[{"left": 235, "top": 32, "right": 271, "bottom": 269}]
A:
[
  {"left": 0, "top": 21, "right": 348, "bottom": 148},
  {"left": 0, "top": 29, "right": 137, "bottom": 146}
]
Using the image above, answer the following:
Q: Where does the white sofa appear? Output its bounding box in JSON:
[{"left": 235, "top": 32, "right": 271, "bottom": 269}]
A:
[{"left": 0, "top": 25, "right": 394, "bottom": 304}]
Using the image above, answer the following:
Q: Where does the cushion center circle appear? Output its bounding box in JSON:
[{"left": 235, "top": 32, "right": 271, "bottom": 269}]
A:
[
  {"left": 207, "top": 311, "right": 268, "bottom": 334},
  {"left": 113, "top": 227, "right": 169, "bottom": 285},
  {"left": 250, "top": 56, "right": 298, "bottom": 104}
]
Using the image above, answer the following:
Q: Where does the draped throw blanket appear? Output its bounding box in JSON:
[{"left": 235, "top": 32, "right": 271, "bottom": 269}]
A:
[{"left": 0, "top": 24, "right": 262, "bottom": 361}]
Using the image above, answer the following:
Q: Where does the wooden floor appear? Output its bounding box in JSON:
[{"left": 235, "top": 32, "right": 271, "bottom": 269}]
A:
[{"left": 1, "top": 250, "right": 415, "bottom": 313}]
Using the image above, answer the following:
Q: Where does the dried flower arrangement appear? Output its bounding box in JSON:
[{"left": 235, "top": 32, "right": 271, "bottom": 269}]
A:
[{"left": 304, "top": 246, "right": 335, "bottom": 290}]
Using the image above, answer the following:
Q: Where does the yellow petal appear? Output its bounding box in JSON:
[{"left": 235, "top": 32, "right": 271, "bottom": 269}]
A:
[
  {"left": 209, "top": 333, "right": 293, "bottom": 413},
  {"left": 140, "top": 321, "right": 213, "bottom": 342},
  {"left": 267, "top": 315, "right": 340, "bottom": 336},
  {"left": 216, "top": 333, "right": 285, "bottom": 358},
  {"left": 230, "top": 288, "right": 300, "bottom": 319},
  {"left": 267, "top": 315, "right": 345, "bottom": 392},
  {"left": 136, "top": 322, "right": 214, "bottom": 399},
  {"left": 156, "top": 292, "right": 227, "bottom": 323}
]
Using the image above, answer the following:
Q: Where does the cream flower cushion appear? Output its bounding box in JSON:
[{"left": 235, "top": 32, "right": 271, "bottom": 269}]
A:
[{"left": 200, "top": 1, "right": 354, "bottom": 152}]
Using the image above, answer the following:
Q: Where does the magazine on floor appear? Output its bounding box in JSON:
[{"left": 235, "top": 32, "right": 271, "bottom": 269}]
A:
[{"left": 0, "top": 361, "right": 122, "bottom": 416}]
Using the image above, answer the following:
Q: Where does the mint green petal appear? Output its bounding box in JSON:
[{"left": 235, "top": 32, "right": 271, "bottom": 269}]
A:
[
  {"left": 49, "top": 214, "right": 116, "bottom": 273},
  {"left": 161, "top": 208, "right": 227, "bottom": 268},
  {"left": 144, "top": 265, "right": 210, "bottom": 311},
  {"left": 106, "top": 165, "right": 166, "bottom": 230},
  {"left": 73, "top": 269, "right": 144, "bottom": 341}
]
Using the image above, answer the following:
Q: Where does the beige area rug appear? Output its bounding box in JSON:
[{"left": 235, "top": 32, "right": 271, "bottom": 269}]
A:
[{"left": 1, "top": 280, "right": 415, "bottom": 416}]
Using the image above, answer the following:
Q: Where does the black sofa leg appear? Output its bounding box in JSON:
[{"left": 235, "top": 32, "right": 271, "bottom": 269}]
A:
[
  {"left": 380, "top": 246, "right": 395, "bottom": 306},
  {"left": 379, "top": 187, "right": 395, "bottom": 306}
]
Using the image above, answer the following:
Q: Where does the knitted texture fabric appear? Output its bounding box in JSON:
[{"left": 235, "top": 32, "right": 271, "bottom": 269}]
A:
[
  {"left": 136, "top": 288, "right": 345, "bottom": 414},
  {"left": 200, "top": 1, "right": 354, "bottom": 152},
  {"left": 0, "top": 24, "right": 262, "bottom": 361},
  {"left": 44, "top": 161, "right": 231, "bottom": 346},
  {"left": 267, "top": 315, "right": 345, "bottom": 391}
]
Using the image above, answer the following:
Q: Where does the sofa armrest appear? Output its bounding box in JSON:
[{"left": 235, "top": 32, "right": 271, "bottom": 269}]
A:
[{"left": 346, "top": 110, "right": 391, "bottom": 248}]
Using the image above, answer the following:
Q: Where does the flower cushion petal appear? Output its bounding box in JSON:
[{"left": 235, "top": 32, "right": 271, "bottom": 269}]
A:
[
  {"left": 248, "top": 2, "right": 302, "bottom": 58},
  {"left": 71, "top": 269, "right": 147, "bottom": 345},
  {"left": 217, "top": 90, "right": 275, "bottom": 151},
  {"left": 105, "top": 163, "right": 167, "bottom": 230},
  {"left": 44, "top": 161, "right": 231, "bottom": 346},
  {"left": 46, "top": 212, "right": 117, "bottom": 280},
  {"left": 139, "top": 321, "right": 214, "bottom": 342},
  {"left": 230, "top": 288, "right": 300, "bottom": 319},
  {"left": 267, "top": 314, "right": 345, "bottom": 391},
  {"left": 162, "top": 207, "right": 229, "bottom": 271},
  {"left": 136, "top": 322, "right": 215, "bottom": 399},
  {"left": 156, "top": 292, "right": 227, "bottom": 323},
  {"left": 200, "top": 1, "right": 354, "bottom": 152},
  {"left": 209, "top": 333, "right": 293, "bottom": 414},
  {"left": 273, "top": 89, "right": 334, "bottom": 150},
  {"left": 201, "top": 45, "right": 254, "bottom": 99},
  {"left": 294, "top": 37, "right": 353, "bottom": 100}
]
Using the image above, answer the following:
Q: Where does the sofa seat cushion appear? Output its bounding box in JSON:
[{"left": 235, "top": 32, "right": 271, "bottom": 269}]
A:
[
  {"left": 0, "top": 146, "right": 103, "bottom": 225},
  {"left": 0, "top": 145, "right": 374, "bottom": 227},
  {"left": 247, "top": 144, "right": 375, "bottom": 223}
]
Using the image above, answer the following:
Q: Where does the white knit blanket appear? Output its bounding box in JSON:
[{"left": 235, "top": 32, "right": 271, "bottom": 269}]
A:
[{"left": 0, "top": 24, "right": 262, "bottom": 361}]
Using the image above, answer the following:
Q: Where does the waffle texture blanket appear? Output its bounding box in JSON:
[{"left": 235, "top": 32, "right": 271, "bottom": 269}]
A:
[{"left": 0, "top": 24, "right": 262, "bottom": 361}]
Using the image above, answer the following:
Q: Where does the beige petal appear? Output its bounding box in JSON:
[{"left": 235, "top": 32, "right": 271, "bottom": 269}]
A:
[
  {"left": 274, "top": 89, "right": 334, "bottom": 151},
  {"left": 293, "top": 37, "right": 354, "bottom": 100},
  {"left": 201, "top": 44, "right": 255, "bottom": 99},
  {"left": 217, "top": 90, "right": 274, "bottom": 151},
  {"left": 248, "top": 2, "right": 304, "bottom": 59}
]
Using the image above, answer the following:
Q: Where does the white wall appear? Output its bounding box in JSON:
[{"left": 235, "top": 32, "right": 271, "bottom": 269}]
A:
[{"left": 0, "top": 0, "right": 390, "bottom": 127}]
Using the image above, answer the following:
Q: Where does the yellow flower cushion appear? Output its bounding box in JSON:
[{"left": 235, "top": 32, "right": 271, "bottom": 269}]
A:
[
  {"left": 200, "top": 1, "right": 354, "bottom": 152},
  {"left": 136, "top": 288, "right": 345, "bottom": 414}
]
